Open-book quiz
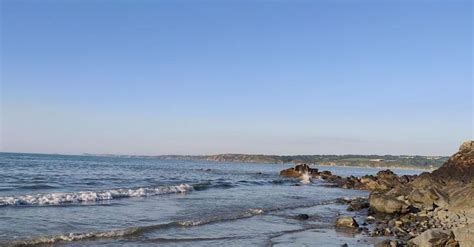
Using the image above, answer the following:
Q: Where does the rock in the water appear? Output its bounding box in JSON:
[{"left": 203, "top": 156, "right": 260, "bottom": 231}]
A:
[
  {"left": 335, "top": 217, "right": 359, "bottom": 229},
  {"left": 294, "top": 214, "right": 310, "bottom": 220},
  {"left": 280, "top": 168, "right": 302, "bottom": 178},
  {"left": 409, "top": 229, "right": 455, "bottom": 247},
  {"left": 347, "top": 198, "right": 369, "bottom": 211},
  {"left": 279, "top": 163, "right": 318, "bottom": 178}
]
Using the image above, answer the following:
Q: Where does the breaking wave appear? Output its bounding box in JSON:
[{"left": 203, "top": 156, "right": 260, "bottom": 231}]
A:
[
  {"left": 0, "top": 184, "right": 193, "bottom": 206},
  {"left": 5, "top": 208, "right": 266, "bottom": 246}
]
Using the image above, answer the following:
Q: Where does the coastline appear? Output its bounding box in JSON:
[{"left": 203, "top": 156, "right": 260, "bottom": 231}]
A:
[{"left": 280, "top": 141, "right": 474, "bottom": 247}]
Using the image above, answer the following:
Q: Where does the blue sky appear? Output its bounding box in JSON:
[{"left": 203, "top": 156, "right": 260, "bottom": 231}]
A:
[{"left": 1, "top": 0, "right": 472, "bottom": 155}]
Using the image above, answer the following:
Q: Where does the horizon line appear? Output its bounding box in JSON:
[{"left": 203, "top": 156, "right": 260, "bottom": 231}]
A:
[{"left": 0, "top": 151, "right": 450, "bottom": 158}]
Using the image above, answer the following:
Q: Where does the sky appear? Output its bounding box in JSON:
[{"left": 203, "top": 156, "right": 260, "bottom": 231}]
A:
[{"left": 1, "top": 0, "right": 472, "bottom": 156}]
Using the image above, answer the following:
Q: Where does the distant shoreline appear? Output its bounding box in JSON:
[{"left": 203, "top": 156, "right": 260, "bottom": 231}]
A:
[{"left": 0, "top": 152, "right": 445, "bottom": 170}]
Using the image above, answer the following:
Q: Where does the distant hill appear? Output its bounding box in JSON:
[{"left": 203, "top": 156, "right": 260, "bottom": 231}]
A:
[
  {"left": 155, "top": 154, "right": 448, "bottom": 169},
  {"left": 81, "top": 153, "right": 448, "bottom": 169}
]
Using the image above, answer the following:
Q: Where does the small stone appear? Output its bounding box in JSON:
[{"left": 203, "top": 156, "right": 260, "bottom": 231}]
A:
[
  {"left": 366, "top": 215, "right": 376, "bottom": 223},
  {"left": 294, "top": 214, "right": 309, "bottom": 220},
  {"left": 335, "top": 217, "right": 359, "bottom": 229}
]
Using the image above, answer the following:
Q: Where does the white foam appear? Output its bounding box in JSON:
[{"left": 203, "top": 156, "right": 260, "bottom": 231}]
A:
[
  {"left": 9, "top": 228, "right": 140, "bottom": 246},
  {"left": 0, "top": 184, "right": 193, "bottom": 206},
  {"left": 298, "top": 172, "right": 312, "bottom": 184},
  {"left": 248, "top": 208, "right": 264, "bottom": 215}
]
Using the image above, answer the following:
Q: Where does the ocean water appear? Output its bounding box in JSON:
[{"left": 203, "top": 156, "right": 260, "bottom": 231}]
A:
[{"left": 0, "top": 153, "right": 422, "bottom": 246}]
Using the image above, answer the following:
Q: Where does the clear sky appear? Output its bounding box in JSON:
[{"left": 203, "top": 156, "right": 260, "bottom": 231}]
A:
[{"left": 1, "top": 0, "right": 472, "bottom": 156}]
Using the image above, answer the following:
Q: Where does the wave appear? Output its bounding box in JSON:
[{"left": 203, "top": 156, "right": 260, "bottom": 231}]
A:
[
  {"left": 5, "top": 208, "right": 266, "bottom": 246},
  {"left": 0, "top": 184, "right": 193, "bottom": 206},
  {"left": 3, "top": 196, "right": 358, "bottom": 246}
]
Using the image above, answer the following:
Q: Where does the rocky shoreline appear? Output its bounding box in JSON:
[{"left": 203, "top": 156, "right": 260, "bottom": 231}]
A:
[{"left": 280, "top": 141, "right": 474, "bottom": 247}]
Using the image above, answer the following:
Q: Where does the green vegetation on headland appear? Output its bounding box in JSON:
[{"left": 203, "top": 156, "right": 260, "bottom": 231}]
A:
[
  {"left": 156, "top": 154, "right": 447, "bottom": 169},
  {"left": 82, "top": 153, "right": 448, "bottom": 169}
]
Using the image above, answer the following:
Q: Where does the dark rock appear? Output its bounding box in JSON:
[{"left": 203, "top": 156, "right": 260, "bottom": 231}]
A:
[
  {"left": 279, "top": 163, "right": 318, "bottom": 178},
  {"left": 347, "top": 198, "right": 369, "bottom": 211},
  {"left": 319, "top": 170, "right": 333, "bottom": 179},
  {"left": 294, "top": 214, "right": 309, "bottom": 220},
  {"left": 280, "top": 168, "right": 302, "bottom": 178}
]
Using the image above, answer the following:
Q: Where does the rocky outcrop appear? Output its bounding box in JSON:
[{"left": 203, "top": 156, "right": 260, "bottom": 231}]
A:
[
  {"left": 366, "top": 141, "right": 474, "bottom": 247},
  {"left": 431, "top": 141, "right": 474, "bottom": 184},
  {"left": 279, "top": 164, "right": 319, "bottom": 178},
  {"left": 280, "top": 164, "right": 413, "bottom": 191},
  {"left": 280, "top": 141, "right": 474, "bottom": 246}
]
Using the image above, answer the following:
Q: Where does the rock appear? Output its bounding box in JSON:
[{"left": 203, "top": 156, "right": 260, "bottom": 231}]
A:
[
  {"left": 374, "top": 239, "right": 392, "bottom": 247},
  {"left": 294, "top": 164, "right": 315, "bottom": 173},
  {"left": 279, "top": 168, "right": 302, "bottom": 178},
  {"left": 279, "top": 163, "right": 318, "bottom": 178},
  {"left": 360, "top": 176, "right": 379, "bottom": 190},
  {"left": 347, "top": 198, "right": 369, "bottom": 211},
  {"left": 431, "top": 140, "right": 474, "bottom": 183},
  {"left": 294, "top": 214, "right": 309, "bottom": 220},
  {"left": 453, "top": 225, "right": 474, "bottom": 247},
  {"left": 409, "top": 229, "right": 455, "bottom": 247},
  {"left": 335, "top": 216, "right": 359, "bottom": 229},
  {"left": 359, "top": 170, "right": 411, "bottom": 192},
  {"left": 319, "top": 170, "right": 333, "bottom": 179},
  {"left": 369, "top": 192, "right": 410, "bottom": 214},
  {"left": 365, "top": 215, "right": 376, "bottom": 223}
]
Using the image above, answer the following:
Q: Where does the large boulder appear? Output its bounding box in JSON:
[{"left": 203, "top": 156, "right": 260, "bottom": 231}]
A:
[
  {"left": 409, "top": 229, "right": 456, "bottom": 247},
  {"left": 453, "top": 225, "right": 474, "bottom": 247},
  {"left": 406, "top": 186, "right": 450, "bottom": 210},
  {"left": 369, "top": 192, "right": 410, "bottom": 214}
]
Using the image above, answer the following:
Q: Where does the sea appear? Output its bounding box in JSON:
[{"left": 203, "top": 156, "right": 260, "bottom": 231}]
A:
[{"left": 0, "top": 153, "right": 423, "bottom": 246}]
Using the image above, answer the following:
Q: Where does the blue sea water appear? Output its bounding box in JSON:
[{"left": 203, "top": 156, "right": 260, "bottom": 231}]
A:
[{"left": 0, "top": 153, "right": 422, "bottom": 246}]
